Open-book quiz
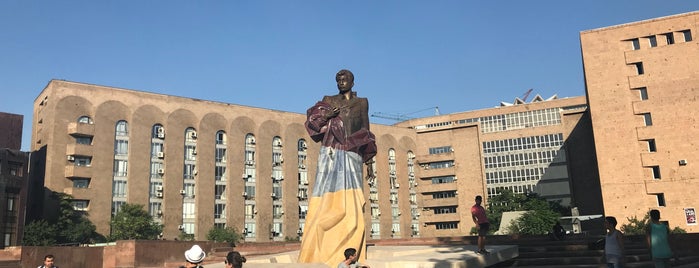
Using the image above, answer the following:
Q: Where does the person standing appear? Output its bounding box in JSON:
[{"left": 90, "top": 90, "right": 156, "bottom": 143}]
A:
[
  {"left": 37, "top": 254, "right": 58, "bottom": 268},
  {"left": 604, "top": 216, "right": 625, "bottom": 268},
  {"left": 647, "top": 209, "right": 673, "bottom": 268},
  {"left": 298, "top": 69, "right": 377, "bottom": 267},
  {"left": 471, "top": 195, "right": 490, "bottom": 254},
  {"left": 224, "top": 251, "right": 246, "bottom": 268}
]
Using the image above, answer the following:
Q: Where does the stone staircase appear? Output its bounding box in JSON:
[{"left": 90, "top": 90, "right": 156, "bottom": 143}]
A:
[{"left": 489, "top": 234, "right": 699, "bottom": 267}]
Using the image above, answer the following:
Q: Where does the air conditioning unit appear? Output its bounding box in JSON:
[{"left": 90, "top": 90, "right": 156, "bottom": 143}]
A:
[
  {"left": 301, "top": 144, "right": 307, "bottom": 149},
  {"left": 157, "top": 210, "right": 163, "bottom": 215},
  {"left": 245, "top": 161, "right": 254, "bottom": 166},
  {"left": 242, "top": 173, "right": 249, "bottom": 179},
  {"left": 275, "top": 141, "right": 282, "bottom": 147},
  {"left": 179, "top": 190, "right": 186, "bottom": 195},
  {"left": 242, "top": 192, "right": 248, "bottom": 197},
  {"left": 157, "top": 152, "right": 165, "bottom": 158},
  {"left": 271, "top": 193, "right": 277, "bottom": 198},
  {"left": 189, "top": 131, "right": 197, "bottom": 139},
  {"left": 66, "top": 155, "right": 75, "bottom": 161},
  {"left": 156, "top": 192, "right": 163, "bottom": 198},
  {"left": 178, "top": 225, "right": 184, "bottom": 230},
  {"left": 395, "top": 183, "right": 400, "bottom": 188},
  {"left": 193, "top": 169, "right": 198, "bottom": 176},
  {"left": 679, "top": 159, "right": 688, "bottom": 165},
  {"left": 389, "top": 171, "right": 396, "bottom": 175},
  {"left": 157, "top": 168, "right": 165, "bottom": 175},
  {"left": 155, "top": 185, "right": 163, "bottom": 191},
  {"left": 156, "top": 127, "right": 165, "bottom": 138},
  {"left": 192, "top": 149, "right": 197, "bottom": 155}
]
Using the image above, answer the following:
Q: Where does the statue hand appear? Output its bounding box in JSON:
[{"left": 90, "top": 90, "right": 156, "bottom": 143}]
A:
[{"left": 324, "top": 106, "right": 340, "bottom": 119}]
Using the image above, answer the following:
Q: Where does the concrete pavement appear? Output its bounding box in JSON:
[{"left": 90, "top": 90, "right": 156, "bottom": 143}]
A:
[{"left": 204, "top": 244, "right": 517, "bottom": 268}]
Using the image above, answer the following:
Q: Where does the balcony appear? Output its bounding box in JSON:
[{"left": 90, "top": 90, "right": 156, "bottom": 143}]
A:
[
  {"left": 66, "top": 143, "right": 92, "bottom": 156},
  {"left": 65, "top": 165, "right": 92, "bottom": 178},
  {"left": 67, "top": 122, "right": 95, "bottom": 137},
  {"left": 421, "top": 197, "right": 459, "bottom": 208}
]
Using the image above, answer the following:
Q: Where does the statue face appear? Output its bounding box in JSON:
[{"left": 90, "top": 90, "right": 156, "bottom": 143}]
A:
[{"left": 336, "top": 72, "right": 354, "bottom": 93}]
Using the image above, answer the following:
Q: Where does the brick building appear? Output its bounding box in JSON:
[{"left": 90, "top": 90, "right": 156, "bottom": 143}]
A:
[{"left": 581, "top": 11, "right": 699, "bottom": 232}]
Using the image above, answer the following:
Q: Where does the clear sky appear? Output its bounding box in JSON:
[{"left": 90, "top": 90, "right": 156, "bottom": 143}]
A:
[{"left": 2, "top": 1, "right": 699, "bottom": 151}]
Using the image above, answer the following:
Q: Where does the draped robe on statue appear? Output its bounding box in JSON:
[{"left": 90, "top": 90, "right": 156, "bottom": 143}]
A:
[{"left": 298, "top": 98, "right": 376, "bottom": 267}]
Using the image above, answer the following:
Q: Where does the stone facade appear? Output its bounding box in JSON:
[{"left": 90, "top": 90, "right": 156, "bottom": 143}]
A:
[{"left": 581, "top": 11, "right": 699, "bottom": 232}]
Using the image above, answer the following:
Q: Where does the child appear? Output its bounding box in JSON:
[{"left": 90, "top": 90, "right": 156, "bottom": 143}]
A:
[
  {"left": 646, "top": 209, "right": 673, "bottom": 268},
  {"left": 604, "top": 216, "right": 624, "bottom": 268}
]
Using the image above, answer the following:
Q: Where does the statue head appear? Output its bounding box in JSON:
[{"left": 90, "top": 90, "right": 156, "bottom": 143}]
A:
[{"left": 336, "top": 69, "right": 354, "bottom": 93}]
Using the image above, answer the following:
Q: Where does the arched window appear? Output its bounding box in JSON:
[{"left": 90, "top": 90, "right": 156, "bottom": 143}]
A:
[
  {"left": 116, "top": 121, "right": 128, "bottom": 136},
  {"left": 78, "top": 116, "right": 93, "bottom": 124}
]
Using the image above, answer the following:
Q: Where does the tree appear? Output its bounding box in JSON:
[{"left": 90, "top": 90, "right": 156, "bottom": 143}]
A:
[
  {"left": 22, "top": 192, "right": 104, "bottom": 246},
  {"left": 22, "top": 219, "right": 57, "bottom": 246},
  {"left": 109, "top": 203, "right": 162, "bottom": 241},
  {"left": 54, "top": 192, "right": 103, "bottom": 244},
  {"left": 621, "top": 214, "right": 686, "bottom": 235},
  {"left": 206, "top": 226, "right": 241, "bottom": 246},
  {"left": 487, "top": 190, "right": 565, "bottom": 235}
]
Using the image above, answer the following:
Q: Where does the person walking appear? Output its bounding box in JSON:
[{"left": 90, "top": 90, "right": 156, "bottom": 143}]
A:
[
  {"left": 604, "top": 216, "right": 625, "bottom": 268},
  {"left": 471, "top": 195, "right": 490, "bottom": 254},
  {"left": 647, "top": 209, "right": 673, "bottom": 268}
]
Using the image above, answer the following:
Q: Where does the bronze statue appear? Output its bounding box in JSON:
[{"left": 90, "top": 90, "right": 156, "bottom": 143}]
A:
[{"left": 298, "top": 69, "right": 377, "bottom": 267}]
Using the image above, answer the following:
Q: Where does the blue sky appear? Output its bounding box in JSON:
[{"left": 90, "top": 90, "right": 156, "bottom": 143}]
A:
[{"left": 2, "top": 1, "right": 699, "bottom": 151}]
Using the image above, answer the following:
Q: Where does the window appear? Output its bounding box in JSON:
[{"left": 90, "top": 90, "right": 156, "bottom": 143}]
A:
[
  {"left": 183, "top": 203, "right": 196, "bottom": 219},
  {"left": 429, "top": 146, "right": 452, "bottom": 155},
  {"left": 112, "top": 201, "right": 125, "bottom": 216},
  {"left": 72, "top": 200, "right": 89, "bottom": 211},
  {"left": 647, "top": 139, "right": 657, "bottom": 152},
  {"left": 630, "top": 38, "right": 640, "bottom": 50},
  {"left": 244, "top": 223, "right": 256, "bottom": 238},
  {"left": 371, "top": 223, "right": 380, "bottom": 236},
  {"left": 635, "top": 87, "right": 648, "bottom": 100},
  {"left": 214, "top": 204, "right": 226, "bottom": 219},
  {"left": 664, "top": 32, "right": 675, "bottom": 45},
  {"left": 651, "top": 166, "right": 661, "bottom": 179},
  {"left": 8, "top": 162, "right": 22, "bottom": 176},
  {"left": 681, "top": 30, "right": 692, "bottom": 42},
  {"left": 73, "top": 178, "right": 90, "bottom": 188},
  {"left": 648, "top": 36, "right": 658, "bottom": 47},
  {"left": 215, "top": 185, "right": 226, "bottom": 200},
  {"left": 435, "top": 222, "right": 458, "bottom": 230},
  {"left": 245, "top": 204, "right": 255, "bottom": 219},
  {"left": 112, "top": 180, "right": 127, "bottom": 197},
  {"left": 76, "top": 136, "right": 92, "bottom": 145},
  {"left": 216, "top": 131, "right": 227, "bottom": 145},
  {"left": 643, "top": 113, "right": 653, "bottom": 126},
  {"left": 74, "top": 156, "right": 91, "bottom": 167},
  {"left": 655, "top": 193, "right": 666, "bottom": 207},
  {"left": 273, "top": 204, "right": 283, "bottom": 219},
  {"left": 77, "top": 116, "right": 93, "bottom": 124},
  {"left": 434, "top": 206, "right": 457, "bottom": 214},
  {"left": 113, "top": 160, "right": 128, "bottom": 177},
  {"left": 116, "top": 121, "right": 128, "bottom": 136},
  {"left": 432, "top": 191, "right": 457, "bottom": 199},
  {"left": 115, "top": 140, "right": 128, "bottom": 155},
  {"left": 431, "top": 176, "right": 456, "bottom": 184},
  {"left": 299, "top": 205, "right": 308, "bottom": 219},
  {"left": 633, "top": 62, "right": 644, "bottom": 75}
]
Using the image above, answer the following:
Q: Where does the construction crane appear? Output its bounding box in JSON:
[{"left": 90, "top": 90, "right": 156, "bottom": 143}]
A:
[
  {"left": 371, "top": 106, "right": 440, "bottom": 122},
  {"left": 520, "top": 88, "right": 534, "bottom": 102}
]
